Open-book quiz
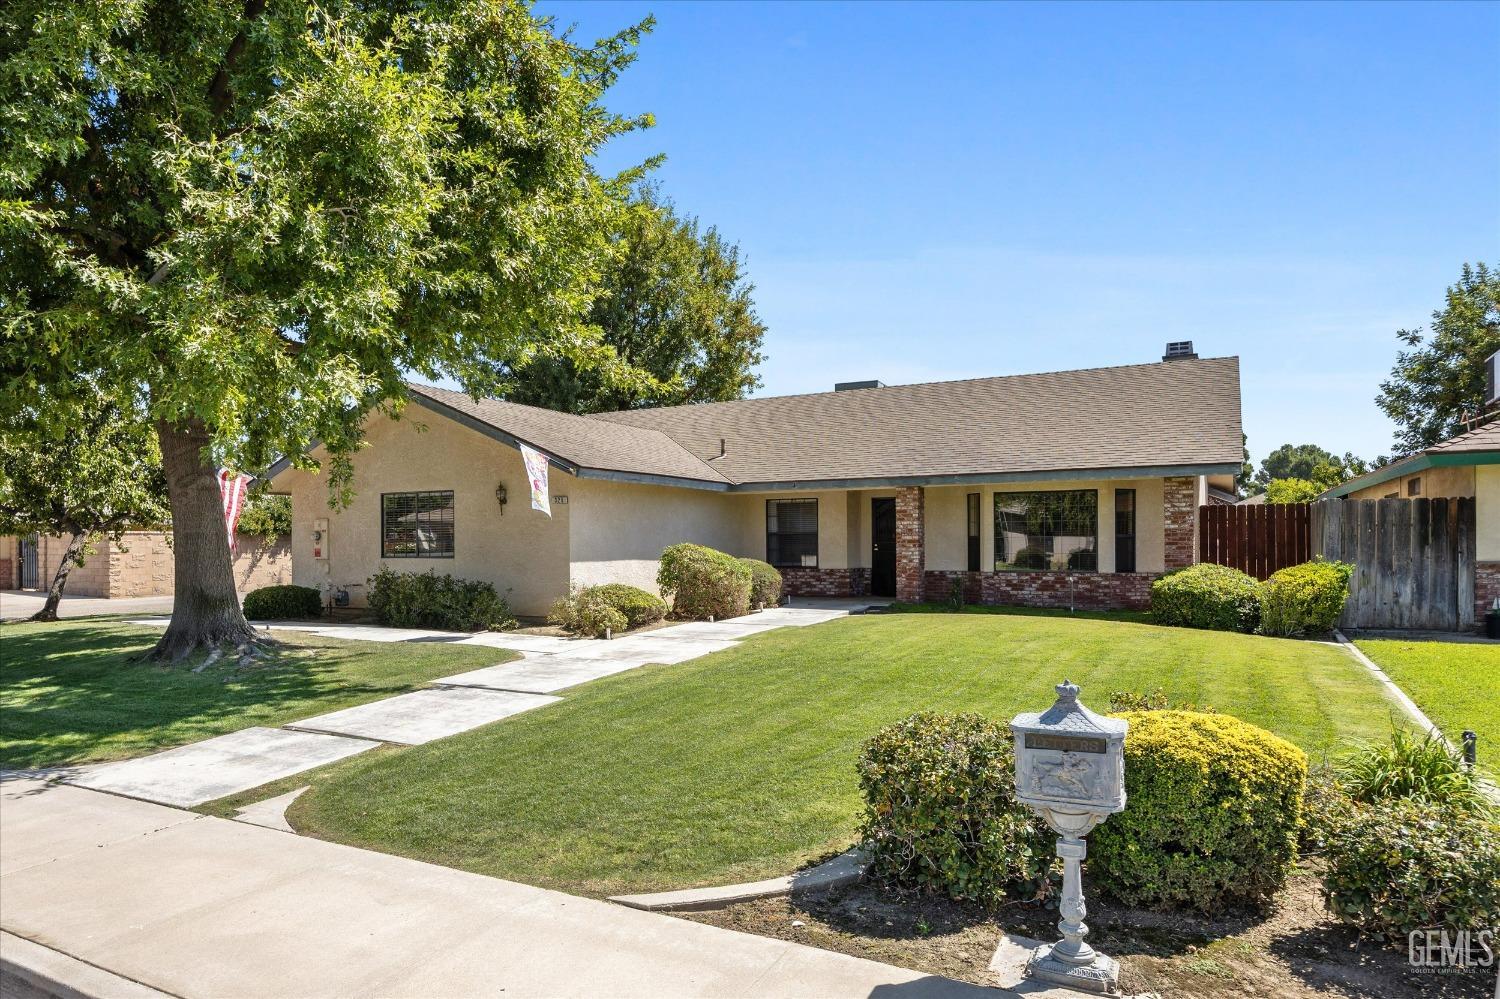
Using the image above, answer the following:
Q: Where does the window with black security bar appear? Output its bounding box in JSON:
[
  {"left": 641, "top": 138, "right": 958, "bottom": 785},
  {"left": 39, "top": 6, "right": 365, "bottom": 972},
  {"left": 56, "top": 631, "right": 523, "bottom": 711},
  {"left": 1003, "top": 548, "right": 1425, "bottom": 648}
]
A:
[
  {"left": 382, "top": 491, "right": 455, "bottom": 558},
  {"left": 767, "top": 498, "right": 818, "bottom": 568},
  {"left": 993, "top": 490, "right": 1097, "bottom": 572}
]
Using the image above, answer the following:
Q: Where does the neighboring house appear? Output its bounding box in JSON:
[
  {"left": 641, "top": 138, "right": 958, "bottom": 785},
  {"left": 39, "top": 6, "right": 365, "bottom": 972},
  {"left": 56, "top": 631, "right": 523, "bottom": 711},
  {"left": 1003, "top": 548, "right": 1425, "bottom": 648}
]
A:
[
  {"left": 0, "top": 531, "right": 290, "bottom": 598},
  {"left": 266, "top": 351, "right": 1244, "bottom": 616},
  {"left": 1237, "top": 493, "right": 1266, "bottom": 506}
]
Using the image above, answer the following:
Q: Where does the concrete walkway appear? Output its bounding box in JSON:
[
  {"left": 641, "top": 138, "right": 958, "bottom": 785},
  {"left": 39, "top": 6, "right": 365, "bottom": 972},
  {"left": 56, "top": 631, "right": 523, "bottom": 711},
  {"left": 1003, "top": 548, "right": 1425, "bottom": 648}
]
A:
[
  {"left": 0, "top": 590, "right": 176, "bottom": 621},
  {"left": 0, "top": 775, "right": 983, "bottom": 998}
]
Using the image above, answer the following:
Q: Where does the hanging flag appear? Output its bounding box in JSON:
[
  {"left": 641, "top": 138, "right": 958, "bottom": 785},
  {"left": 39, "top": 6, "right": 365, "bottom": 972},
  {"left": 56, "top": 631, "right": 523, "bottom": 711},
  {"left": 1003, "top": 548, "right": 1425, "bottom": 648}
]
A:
[
  {"left": 519, "top": 443, "right": 551, "bottom": 517},
  {"left": 218, "top": 470, "right": 252, "bottom": 552}
]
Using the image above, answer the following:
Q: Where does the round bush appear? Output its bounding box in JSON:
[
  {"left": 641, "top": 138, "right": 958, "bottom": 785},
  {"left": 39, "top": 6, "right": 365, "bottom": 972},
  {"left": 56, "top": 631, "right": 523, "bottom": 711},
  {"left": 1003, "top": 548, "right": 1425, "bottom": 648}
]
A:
[
  {"left": 1257, "top": 559, "right": 1352, "bottom": 637},
  {"left": 1090, "top": 710, "right": 1307, "bottom": 912},
  {"left": 590, "top": 583, "right": 667, "bottom": 629},
  {"left": 656, "top": 543, "right": 752, "bottom": 620},
  {"left": 1150, "top": 563, "right": 1261, "bottom": 632},
  {"left": 1321, "top": 796, "right": 1500, "bottom": 940},
  {"left": 858, "top": 712, "right": 1052, "bottom": 907},
  {"left": 740, "top": 558, "right": 783, "bottom": 607},
  {"left": 366, "top": 568, "right": 515, "bottom": 631},
  {"left": 242, "top": 584, "right": 322, "bottom": 620},
  {"left": 548, "top": 588, "right": 627, "bottom": 638}
]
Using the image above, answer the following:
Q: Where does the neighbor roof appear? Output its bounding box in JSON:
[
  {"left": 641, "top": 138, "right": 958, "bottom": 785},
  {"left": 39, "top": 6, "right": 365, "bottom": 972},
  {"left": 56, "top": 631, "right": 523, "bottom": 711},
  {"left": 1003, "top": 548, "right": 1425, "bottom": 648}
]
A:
[{"left": 1319, "top": 417, "right": 1500, "bottom": 500}]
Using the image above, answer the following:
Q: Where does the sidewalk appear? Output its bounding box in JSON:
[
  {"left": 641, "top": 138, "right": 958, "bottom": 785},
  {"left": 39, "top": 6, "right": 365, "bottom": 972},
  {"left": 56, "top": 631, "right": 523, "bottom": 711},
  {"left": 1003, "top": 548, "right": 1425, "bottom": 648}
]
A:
[
  {"left": 0, "top": 775, "right": 984, "bottom": 998},
  {"left": 0, "top": 590, "right": 176, "bottom": 621}
]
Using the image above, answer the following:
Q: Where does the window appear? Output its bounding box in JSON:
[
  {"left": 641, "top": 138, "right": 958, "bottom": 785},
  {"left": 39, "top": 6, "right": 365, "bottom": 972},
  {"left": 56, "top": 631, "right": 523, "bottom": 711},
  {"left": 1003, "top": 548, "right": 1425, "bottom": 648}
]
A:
[
  {"left": 1407, "top": 477, "right": 1421, "bottom": 497},
  {"left": 381, "top": 491, "right": 455, "bottom": 558},
  {"left": 993, "top": 490, "right": 1097, "bottom": 572},
  {"left": 1114, "top": 489, "right": 1136, "bottom": 573},
  {"left": 966, "top": 493, "right": 981, "bottom": 572},
  {"left": 767, "top": 499, "right": 818, "bottom": 567}
]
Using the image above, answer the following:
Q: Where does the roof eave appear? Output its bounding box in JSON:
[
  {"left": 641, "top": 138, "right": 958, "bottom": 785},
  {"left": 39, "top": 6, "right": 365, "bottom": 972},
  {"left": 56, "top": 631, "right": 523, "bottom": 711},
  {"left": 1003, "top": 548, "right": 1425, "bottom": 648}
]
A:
[
  {"left": 1319, "top": 450, "right": 1500, "bottom": 499},
  {"left": 725, "top": 462, "right": 1242, "bottom": 493}
]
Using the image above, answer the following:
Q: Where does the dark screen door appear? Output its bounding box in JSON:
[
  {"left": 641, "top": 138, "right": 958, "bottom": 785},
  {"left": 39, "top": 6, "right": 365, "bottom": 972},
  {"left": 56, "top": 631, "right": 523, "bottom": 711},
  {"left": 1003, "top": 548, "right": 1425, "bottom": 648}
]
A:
[{"left": 871, "top": 498, "right": 897, "bottom": 597}]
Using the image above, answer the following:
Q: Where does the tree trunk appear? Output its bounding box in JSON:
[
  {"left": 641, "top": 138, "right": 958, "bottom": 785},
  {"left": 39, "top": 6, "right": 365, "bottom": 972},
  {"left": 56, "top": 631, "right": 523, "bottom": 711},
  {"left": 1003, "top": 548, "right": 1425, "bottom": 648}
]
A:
[
  {"left": 151, "top": 418, "right": 259, "bottom": 660},
  {"left": 29, "top": 532, "right": 88, "bottom": 622}
]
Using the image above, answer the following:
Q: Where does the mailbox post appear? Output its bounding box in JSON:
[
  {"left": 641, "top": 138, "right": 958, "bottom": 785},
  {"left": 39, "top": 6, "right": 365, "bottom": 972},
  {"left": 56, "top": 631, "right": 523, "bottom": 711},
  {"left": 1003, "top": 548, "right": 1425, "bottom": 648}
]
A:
[{"left": 1011, "top": 680, "right": 1128, "bottom": 995}]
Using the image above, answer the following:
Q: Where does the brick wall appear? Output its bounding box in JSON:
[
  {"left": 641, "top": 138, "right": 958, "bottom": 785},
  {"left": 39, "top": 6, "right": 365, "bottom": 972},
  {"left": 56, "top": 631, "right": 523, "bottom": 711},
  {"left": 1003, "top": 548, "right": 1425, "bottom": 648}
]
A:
[
  {"left": 0, "top": 557, "right": 11, "bottom": 589},
  {"left": 1162, "top": 476, "right": 1198, "bottom": 569},
  {"left": 980, "top": 571, "right": 1155, "bottom": 611},
  {"left": 10, "top": 530, "right": 291, "bottom": 598},
  {"left": 895, "top": 486, "right": 925, "bottom": 603},
  {"left": 781, "top": 566, "right": 869, "bottom": 598},
  {"left": 921, "top": 570, "right": 984, "bottom": 605},
  {"left": 1478, "top": 562, "right": 1500, "bottom": 627}
]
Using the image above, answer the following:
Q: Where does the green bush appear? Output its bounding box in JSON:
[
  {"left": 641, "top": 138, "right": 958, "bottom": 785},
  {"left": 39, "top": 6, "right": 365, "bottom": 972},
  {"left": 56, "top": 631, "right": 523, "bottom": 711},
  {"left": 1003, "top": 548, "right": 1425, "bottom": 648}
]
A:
[
  {"left": 1321, "top": 796, "right": 1500, "bottom": 940},
  {"left": 1149, "top": 563, "right": 1261, "bottom": 632},
  {"left": 548, "top": 588, "right": 627, "bottom": 638},
  {"left": 1090, "top": 710, "right": 1306, "bottom": 912},
  {"left": 366, "top": 568, "right": 516, "bottom": 632},
  {"left": 242, "top": 584, "right": 322, "bottom": 620},
  {"left": 740, "top": 558, "right": 783, "bottom": 607},
  {"left": 858, "top": 712, "right": 1053, "bottom": 907},
  {"left": 1336, "top": 727, "right": 1491, "bottom": 815},
  {"left": 590, "top": 583, "right": 668, "bottom": 629},
  {"left": 656, "top": 543, "right": 752, "bottom": 620},
  {"left": 1257, "top": 559, "right": 1352, "bottom": 637}
]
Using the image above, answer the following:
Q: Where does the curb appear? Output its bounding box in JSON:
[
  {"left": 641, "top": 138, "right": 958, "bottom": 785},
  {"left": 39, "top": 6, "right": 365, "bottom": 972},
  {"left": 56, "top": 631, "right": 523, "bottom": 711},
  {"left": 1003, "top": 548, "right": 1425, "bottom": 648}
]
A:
[
  {"left": 0, "top": 932, "right": 174, "bottom": 999},
  {"left": 610, "top": 849, "right": 868, "bottom": 912}
]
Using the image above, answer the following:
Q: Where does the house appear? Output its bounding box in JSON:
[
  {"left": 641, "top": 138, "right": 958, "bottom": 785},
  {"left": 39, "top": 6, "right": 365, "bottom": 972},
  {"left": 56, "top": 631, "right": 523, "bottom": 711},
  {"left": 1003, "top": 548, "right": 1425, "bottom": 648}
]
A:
[
  {"left": 265, "top": 351, "right": 1244, "bottom": 616},
  {"left": 0, "top": 531, "right": 289, "bottom": 598}
]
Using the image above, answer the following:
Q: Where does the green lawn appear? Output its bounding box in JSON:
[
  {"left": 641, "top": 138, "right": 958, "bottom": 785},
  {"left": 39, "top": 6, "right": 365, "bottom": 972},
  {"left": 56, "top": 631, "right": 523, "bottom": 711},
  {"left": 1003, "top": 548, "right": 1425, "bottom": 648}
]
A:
[
  {"left": 291, "top": 612, "right": 1403, "bottom": 898},
  {"left": 1354, "top": 638, "right": 1500, "bottom": 776},
  {"left": 0, "top": 619, "right": 513, "bottom": 768}
]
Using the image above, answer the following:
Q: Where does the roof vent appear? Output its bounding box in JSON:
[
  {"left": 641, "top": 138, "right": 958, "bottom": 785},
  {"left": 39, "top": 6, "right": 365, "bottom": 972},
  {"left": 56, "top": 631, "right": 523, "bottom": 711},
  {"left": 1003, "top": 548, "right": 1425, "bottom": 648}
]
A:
[
  {"left": 834, "top": 379, "right": 886, "bottom": 391},
  {"left": 1163, "top": 341, "right": 1198, "bottom": 361}
]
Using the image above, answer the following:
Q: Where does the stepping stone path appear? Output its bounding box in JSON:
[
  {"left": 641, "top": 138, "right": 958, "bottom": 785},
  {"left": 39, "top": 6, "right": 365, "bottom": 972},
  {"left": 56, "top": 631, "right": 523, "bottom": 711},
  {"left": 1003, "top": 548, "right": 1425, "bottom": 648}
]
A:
[{"left": 94, "top": 606, "right": 865, "bottom": 811}]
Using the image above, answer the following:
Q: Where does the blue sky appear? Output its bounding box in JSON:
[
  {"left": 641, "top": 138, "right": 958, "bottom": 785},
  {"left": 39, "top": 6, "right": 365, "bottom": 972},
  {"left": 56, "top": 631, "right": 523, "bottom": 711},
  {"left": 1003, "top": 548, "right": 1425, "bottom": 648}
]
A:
[{"left": 541, "top": 0, "right": 1499, "bottom": 467}]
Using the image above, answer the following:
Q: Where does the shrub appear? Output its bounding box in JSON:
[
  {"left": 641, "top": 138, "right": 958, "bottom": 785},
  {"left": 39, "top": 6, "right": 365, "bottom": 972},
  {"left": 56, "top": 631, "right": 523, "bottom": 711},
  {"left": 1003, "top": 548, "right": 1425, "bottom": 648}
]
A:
[
  {"left": 590, "top": 583, "right": 668, "bottom": 629},
  {"left": 1090, "top": 710, "right": 1306, "bottom": 912},
  {"left": 366, "top": 568, "right": 516, "bottom": 632},
  {"left": 1149, "top": 563, "right": 1261, "bottom": 632},
  {"left": 548, "top": 588, "right": 627, "bottom": 638},
  {"left": 242, "top": 584, "right": 322, "bottom": 620},
  {"left": 858, "top": 712, "right": 1053, "bottom": 907},
  {"left": 1107, "top": 687, "right": 1215, "bottom": 714},
  {"left": 740, "top": 558, "right": 783, "bottom": 607},
  {"left": 235, "top": 494, "right": 292, "bottom": 538},
  {"left": 1321, "top": 797, "right": 1500, "bottom": 940},
  {"left": 1336, "top": 727, "right": 1491, "bottom": 814},
  {"left": 657, "top": 543, "right": 752, "bottom": 620},
  {"left": 1257, "top": 559, "right": 1352, "bottom": 637}
]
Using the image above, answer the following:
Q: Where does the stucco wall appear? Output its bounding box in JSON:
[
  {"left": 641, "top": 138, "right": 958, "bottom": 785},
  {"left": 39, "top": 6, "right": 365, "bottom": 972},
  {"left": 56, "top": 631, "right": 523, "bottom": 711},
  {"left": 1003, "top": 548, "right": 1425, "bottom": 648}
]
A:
[
  {"left": 281, "top": 410, "right": 570, "bottom": 617},
  {"left": 1478, "top": 465, "right": 1500, "bottom": 562},
  {"left": 567, "top": 477, "right": 743, "bottom": 594},
  {"left": 733, "top": 489, "right": 853, "bottom": 569},
  {"left": 1345, "top": 465, "right": 1475, "bottom": 502}
]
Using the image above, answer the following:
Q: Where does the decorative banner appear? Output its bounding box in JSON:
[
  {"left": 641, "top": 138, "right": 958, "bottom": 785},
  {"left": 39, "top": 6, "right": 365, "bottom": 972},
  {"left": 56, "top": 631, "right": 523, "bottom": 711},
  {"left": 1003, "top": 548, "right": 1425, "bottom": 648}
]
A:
[
  {"left": 218, "top": 470, "right": 252, "bottom": 552},
  {"left": 519, "top": 443, "right": 551, "bottom": 517}
]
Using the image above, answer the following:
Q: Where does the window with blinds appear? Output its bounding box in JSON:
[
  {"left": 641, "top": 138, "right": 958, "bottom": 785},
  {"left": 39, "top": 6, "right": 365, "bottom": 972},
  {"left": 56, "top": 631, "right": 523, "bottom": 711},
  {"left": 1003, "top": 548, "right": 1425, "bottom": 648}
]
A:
[
  {"left": 994, "top": 490, "right": 1097, "bottom": 572},
  {"left": 381, "top": 491, "right": 455, "bottom": 558},
  {"left": 766, "top": 498, "right": 819, "bottom": 568}
]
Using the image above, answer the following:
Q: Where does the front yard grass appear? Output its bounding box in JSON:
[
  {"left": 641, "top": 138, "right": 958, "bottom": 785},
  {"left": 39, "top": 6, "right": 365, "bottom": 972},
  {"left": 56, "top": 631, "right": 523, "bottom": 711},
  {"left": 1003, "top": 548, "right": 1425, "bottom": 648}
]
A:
[
  {"left": 0, "top": 619, "right": 514, "bottom": 768},
  {"left": 1354, "top": 637, "right": 1500, "bottom": 776},
  {"left": 291, "top": 612, "right": 1402, "bottom": 898}
]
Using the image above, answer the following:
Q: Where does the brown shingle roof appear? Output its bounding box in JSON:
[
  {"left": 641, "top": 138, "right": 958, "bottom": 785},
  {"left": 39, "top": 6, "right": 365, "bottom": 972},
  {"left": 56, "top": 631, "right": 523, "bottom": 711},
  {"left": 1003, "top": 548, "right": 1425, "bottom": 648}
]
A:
[
  {"left": 1426, "top": 418, "right": 1500, "bottom": 455},
  {"left": 591, "top": 356, "right": 1243, "bottom": 486}
]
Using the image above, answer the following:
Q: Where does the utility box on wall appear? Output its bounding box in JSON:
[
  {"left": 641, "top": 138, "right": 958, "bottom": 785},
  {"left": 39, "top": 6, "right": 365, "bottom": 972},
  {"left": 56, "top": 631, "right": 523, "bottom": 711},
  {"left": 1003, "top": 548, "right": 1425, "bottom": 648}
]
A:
[{"left": 312, "top": 518, "right": 329, "bottom": 561}]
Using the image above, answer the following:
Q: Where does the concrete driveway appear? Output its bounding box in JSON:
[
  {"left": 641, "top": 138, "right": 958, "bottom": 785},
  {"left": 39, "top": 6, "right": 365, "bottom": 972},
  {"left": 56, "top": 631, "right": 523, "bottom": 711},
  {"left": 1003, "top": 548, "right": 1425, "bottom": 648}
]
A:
[{"left": 0, "top": 591, "right": 176, "bottom": 622}]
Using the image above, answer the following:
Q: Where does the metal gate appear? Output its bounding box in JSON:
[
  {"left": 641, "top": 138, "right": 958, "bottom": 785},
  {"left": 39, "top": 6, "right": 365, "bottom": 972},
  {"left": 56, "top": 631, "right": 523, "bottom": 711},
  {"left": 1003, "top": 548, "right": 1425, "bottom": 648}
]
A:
[{"left": 19, "top": 534, "right": 40, "bottom": 588}]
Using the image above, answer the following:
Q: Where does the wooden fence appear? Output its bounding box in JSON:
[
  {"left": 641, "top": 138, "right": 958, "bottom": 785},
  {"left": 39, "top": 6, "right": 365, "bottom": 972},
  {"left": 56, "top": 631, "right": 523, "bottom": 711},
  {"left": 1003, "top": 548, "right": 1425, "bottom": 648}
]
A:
[
  {"left": 1313, "top": 497, "right": 1477, "bottom": 631},
  {"left": 1198, "top": 503, "right": 1311, "bottom": 580}
]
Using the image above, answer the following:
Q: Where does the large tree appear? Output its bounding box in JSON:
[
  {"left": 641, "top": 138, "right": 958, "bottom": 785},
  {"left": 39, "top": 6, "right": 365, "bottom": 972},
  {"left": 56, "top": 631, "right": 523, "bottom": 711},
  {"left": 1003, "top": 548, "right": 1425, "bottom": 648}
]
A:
[
  {"left": 1377, "top": 262, "right": 1500, "bottom": 455},
  {"left": 1252, "top": 444, "right": 1367, "bottom": 491},
  {"left": 499, "top": 186, "right": 766, "bottom": 413},
  {"left": 0, "top": 388, "right": 169, "bottom": 621},
  {"left": 1, "top": 1, "right": 650, "bottom": 659}
]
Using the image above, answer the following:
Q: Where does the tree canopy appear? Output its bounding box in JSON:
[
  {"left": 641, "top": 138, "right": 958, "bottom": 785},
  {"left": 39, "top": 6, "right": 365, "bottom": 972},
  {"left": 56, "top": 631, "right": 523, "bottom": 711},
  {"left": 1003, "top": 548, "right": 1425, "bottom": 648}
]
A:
[
  {"left": 1252, "top": 444, "right": 1368, "bottom": 492},
  {"left": 498, "top": 186, "right": 766, "bottom": 414},
  {"left": 1377, "top": 262, "right": 1500, "bottom": 455}
]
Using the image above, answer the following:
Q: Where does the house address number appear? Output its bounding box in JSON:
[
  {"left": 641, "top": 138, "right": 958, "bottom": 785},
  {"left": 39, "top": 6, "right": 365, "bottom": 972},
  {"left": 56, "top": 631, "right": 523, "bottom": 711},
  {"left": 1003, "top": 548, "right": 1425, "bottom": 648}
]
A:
[{"left": 1025, "top": 733, "right": 1107, "bottom": 754}]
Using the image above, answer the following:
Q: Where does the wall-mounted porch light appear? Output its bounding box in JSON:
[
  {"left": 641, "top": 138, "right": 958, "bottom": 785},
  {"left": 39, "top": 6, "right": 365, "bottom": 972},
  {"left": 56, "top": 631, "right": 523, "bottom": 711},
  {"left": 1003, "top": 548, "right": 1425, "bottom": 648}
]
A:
[{"left": 495, "top": 482, "right": 508, "bottom": 514}]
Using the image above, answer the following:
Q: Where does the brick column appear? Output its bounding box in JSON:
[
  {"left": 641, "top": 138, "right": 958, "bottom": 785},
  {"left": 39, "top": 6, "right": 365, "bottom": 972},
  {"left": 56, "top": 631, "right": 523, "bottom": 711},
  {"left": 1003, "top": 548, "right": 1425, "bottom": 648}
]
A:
[
  {"left": 1477, "top": 562, "right": 1500, "bottom": 628},
  {"left": 1162, "top": 476, "right": 1198, "bottom": 569},
  {"left": 896, "top": 486, "right": 925, "bottom": 602}
]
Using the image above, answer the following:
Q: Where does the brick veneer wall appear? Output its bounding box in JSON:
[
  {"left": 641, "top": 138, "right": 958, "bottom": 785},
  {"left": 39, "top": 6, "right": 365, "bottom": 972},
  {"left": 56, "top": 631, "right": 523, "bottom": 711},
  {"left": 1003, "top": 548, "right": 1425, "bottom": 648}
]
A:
[
  {"left": 921, "top": 570, "right": 984, "bottom": 605},
  {"left": 896, "top": 486, "right": 926, "bottom": 603},
  {"left": 781, "top": 566, "right": 869, "bottom": 598},
  {"left": 0, "top": 557, "right": 11, "bottom": 589},
  {"left": 1162, "top": 476, "right": 1199, "bottom": 569},
  {"left": 1478, "top": 562, "right": 1500, "bottom": 627},
  {"left": 8, "top": 530, "right": 290, "bottom": 598},
  {"left": 923, "top": 570, "right": 1155, "bottom": 611}
]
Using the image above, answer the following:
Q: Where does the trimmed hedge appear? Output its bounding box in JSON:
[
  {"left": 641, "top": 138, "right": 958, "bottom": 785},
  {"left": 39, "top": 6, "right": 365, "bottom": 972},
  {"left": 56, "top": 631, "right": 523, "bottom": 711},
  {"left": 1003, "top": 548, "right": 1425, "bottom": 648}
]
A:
[
  {"left": 858, "top": 712, "right": 1052, "bottom": 907},
  {"left": 366, "top": 568, "right": 516, "bottom": 632},
  {"left": 242, "top": 584, "right": 322, "bottom": 620},
  {"left": 1257, "top": 559, "right": 1352, "bottom": 637},
  {"left": 549, "top": 584, "right": 665, "bottom": 637},
  {"left": 657, "top": 543, "right": 752, "bottom": 620},
  {"left": 740, "top": 558, "right": 783, "bottom": 607},
  {"left": 590, "top": 584, "right": 668, "bottom": 629},
  {"left": 1090, "top": 710, "right": 1306, "bottom": 912},
  {"left": 1150, "top": 563, "right": 1261, "bottom": 632}
]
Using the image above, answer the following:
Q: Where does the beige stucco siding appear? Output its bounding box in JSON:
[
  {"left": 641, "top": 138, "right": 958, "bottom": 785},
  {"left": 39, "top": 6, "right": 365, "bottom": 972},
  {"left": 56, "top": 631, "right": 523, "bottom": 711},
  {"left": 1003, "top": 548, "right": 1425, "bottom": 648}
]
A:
[
  {"left": 566, "top": 477, "right": 742, "bottom": 593},
  {"left": 733, "top": 490, "right": 852, "bottom": 569},
  {"left": 1345, "top": 464, "right": 1475, "bottom": 502},
  {"left": 1478, "top": 465, "right": 1500, "bottom": 561},
  {"left": 281, "top": 412, "right": 570, "bottom": 617}
]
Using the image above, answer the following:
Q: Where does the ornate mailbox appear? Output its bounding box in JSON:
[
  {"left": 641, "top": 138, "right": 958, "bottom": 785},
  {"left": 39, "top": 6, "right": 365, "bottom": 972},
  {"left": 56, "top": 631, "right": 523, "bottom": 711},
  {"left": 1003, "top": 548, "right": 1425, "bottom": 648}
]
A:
[{"left": 1011, "top": 680, "right": 1128, "bottom": 995}]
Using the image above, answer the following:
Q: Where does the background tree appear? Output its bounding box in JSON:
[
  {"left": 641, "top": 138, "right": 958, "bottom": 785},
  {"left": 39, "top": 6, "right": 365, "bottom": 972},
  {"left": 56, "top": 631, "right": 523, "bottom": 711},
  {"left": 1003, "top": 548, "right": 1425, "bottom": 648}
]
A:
[
  {"left": 1262, "top": 478, "right": 1322, "bottom": 505},
  {"left": 1236, "top": 434, "right": 1254, "bottom": 495},
  {"left": 1377, "top": 263, "right": 1500, "bottom": 455},
  {"left": 499, "top": 187, "right": 766, "bottom": 413},
  {"left": 1, "top": 1, "right": 650, "bottom": 659},
  {"left": 1253, "top": 444, "right": 1367, "bottom": 491},
  {"left": 0, "top": 390, "right": 169, "bottom": 621}
]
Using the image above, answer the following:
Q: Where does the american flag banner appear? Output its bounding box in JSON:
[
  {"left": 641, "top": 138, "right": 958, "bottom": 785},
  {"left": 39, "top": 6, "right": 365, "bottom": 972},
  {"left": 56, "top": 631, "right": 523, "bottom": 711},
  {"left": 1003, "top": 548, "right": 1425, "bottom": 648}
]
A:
[{"left": 218, "top": 470, "right": 252, "bottom": 553}]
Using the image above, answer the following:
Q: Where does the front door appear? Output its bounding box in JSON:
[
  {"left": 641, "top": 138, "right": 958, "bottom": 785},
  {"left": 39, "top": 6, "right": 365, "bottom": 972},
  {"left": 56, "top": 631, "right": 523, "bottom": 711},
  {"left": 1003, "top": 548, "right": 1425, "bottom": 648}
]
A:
[{"left": 871, "top": 498, "right": 897, "bottom": 597}]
